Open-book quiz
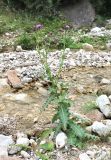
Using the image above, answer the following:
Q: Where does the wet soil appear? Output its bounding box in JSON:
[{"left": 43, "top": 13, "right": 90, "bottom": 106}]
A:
[{"left": 0, "top": 66, "right": 111, "bottom": 133}]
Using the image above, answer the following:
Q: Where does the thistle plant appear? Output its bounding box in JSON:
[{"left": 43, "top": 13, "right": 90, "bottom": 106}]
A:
[
  {"left": 37, "top": 48, "right": 98, "bottom": 148},
  {"left": 37, "top": 31, "right": 98, "bottom": 147}
]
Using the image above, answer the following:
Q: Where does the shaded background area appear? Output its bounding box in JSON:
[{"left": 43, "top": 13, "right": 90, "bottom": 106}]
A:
[{"left": 2, "top": 0, "right": 111, "bottom": 17}]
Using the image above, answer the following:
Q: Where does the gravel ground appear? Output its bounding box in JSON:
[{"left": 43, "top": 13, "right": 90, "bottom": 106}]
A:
[{"left": 0, "top": 49, "right": 111, "bottom": 81}]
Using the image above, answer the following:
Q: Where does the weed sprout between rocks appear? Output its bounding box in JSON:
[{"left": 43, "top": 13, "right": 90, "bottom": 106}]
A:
[{"left": 37, "top": 36, "right": 98, "bottom": 149}]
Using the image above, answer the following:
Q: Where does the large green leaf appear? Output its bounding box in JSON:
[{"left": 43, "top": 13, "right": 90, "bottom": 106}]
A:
[
  {"left": 68, "top": 120, "right": 85, "bottom": 139},
  {"left": 58, "top": 106, "right": 69, "bottom": 131},
  {"left": 67, "top": 130, "right": 84, "bottom": 148}
]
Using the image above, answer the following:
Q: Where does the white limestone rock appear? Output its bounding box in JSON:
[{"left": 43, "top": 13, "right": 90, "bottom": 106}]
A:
[
  {"left": 91, "top": 121, "right": 111, "bottom": 136},
  {"left": 16, "top": 45, "right": 23, "bottom": 52},
  {"left": 86, "top": 150, "right": 95, "bottom": 159},
  {"left": 2, "top": 93, "right": 34, "bottom": 104},
  {"left": 100, "top": 78, "right": 111, "bottom": 85},
  {"left": 83, "top": 43, "right": 94, "bottom": 51},
  {"left": 0, "top": 145, "right": 8, "bottom": 156},
  {"left": 56, "top": 132, "right": 67, "bottom": 149},
  {"left": 96, "top": 95, "right": 111, "bottom": 118},
  {"left": 96, "top": 95, "right": 110, "bottom": 107},
  {"left": 91, "top": 27, "right": 101, "bottom": 33},
  {"left": 0, "top": 134, "right": 14, "bottom": 156},
  {"left": 16, "top": 132, "right": 29, "bottom": 146},
  {"left": 16, "top": 137, "right": 30, "bottom": 146},
  {"left": 21, "top": 150, "right": 30, "bottom": 158},
  {"left": 37, "top": 87, "right": 48, "bottom": 96},
  {"left": 0, "top": 134, "right": 14, "bottom": 147},
  {"left": 8, "top": 145, "right": 21, "bottom": 155},
  {"left": 79, "top": 153, "right": 91, "bottom": 160}
]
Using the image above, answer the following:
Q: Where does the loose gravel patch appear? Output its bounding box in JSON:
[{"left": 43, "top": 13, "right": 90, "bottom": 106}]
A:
[{"left": 0, "top": 49, "right": 111, "bottom": 81}]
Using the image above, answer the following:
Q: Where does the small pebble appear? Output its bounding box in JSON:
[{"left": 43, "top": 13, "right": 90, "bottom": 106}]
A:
[{"left": 21, "top": 150, "right": 30, "bottom": 158}]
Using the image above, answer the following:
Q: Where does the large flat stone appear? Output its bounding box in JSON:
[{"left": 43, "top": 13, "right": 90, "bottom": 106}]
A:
[
  {"left": 61, "top": 0, "right": 95, "bottom": 27},
  {"left": 91, "top": 121, "right": 111, "bottom": 137},
  {"left": 7, "top": 70, "right": 23, "bottom": 89},
  {"left": 2, "top": 93, "right": 35, "bottom": 104},
  {"left": 0, "top": 135, "right": 14, "bottom": 147},
  {"left": 96, "top": 95, "right": 111, "bottom": 118},
  {"left": 0, "top": 146, "right": 8, "bottom": 157}
]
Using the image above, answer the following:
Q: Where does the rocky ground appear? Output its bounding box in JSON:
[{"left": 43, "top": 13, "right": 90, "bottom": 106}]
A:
[{"left": 0, "top": 26, "right": 111, "bottom": 160}]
